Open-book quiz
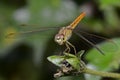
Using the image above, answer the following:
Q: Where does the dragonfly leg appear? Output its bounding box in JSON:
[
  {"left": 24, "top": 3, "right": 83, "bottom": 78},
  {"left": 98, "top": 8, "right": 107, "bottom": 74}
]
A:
[
  {"left": 64, "top": 42, "right": 71, "bottom": 53},
  {"left": 66, "top": 41, "right": 77, "bottom": 54}
]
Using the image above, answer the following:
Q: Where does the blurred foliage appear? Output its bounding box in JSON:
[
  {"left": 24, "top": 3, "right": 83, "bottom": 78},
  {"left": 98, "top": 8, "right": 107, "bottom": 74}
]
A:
[
  {"left": 86, "top": 38, "right": 120, "bottom": 80},
  {"left": 0, "top": 0, "right": 120, "bottom": 80},
  {"left": 86, "top": 38, "right": 120, "bottom": 70},
  {"left": 55, "top": 76, "right": 85, "bottom": 80}
]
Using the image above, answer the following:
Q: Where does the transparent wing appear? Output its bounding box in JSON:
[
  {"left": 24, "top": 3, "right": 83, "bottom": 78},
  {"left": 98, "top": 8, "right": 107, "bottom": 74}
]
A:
[
  {"left": 6, "top": 25, "right": 60, "bottom": 38},
  {"left": 73, "top": 30, "right": 118, "bottom": 54},
  {"left": 73, "top": 31, "right": 104, "bottom": 55}
]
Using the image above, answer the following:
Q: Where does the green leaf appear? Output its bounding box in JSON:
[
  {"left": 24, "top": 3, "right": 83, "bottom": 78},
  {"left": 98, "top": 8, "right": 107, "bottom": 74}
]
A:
[
  {"left": 47, "top": 55, "right": 65, "bottom": 67},
  {"left": 99, "top": 0, "right": 120, "bottom": 9},
  {"left": 64, "top": 53, "right": 77, "bottom": 58},
  {"left": 84, "top": 74, "right": 101, "bottom": 80},
  {"left": 65, "top": 51, "right": 85, "bottom": 70},
  {"left": 47, "top": 51, "right": 85, "bottom": 71},
  {"left": 47, "top": 53, "right": 81, "bottom": 69},
  {"left": 66, "top": 57, "right": 80, "bottom": 70},
  {"left": 55, "top": 75, "right": 85, "bottom": 80},
  {"left": 86, "top": 38, "right": 120, "bottom": 71},
  {"left": 103, "top": 7, "right": 119, "bottom": 28}
]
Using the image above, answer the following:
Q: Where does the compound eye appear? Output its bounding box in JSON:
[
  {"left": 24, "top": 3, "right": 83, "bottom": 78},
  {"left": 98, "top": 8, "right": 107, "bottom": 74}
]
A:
[
  {"left": 55, "top": 34, "right": 64, "bottom": 45},
  {"left": 56, "top": 36, "right": 61, "bottom": 41},
  {"left": 55, "top": 34, "right": 64, "bottom": 42}
]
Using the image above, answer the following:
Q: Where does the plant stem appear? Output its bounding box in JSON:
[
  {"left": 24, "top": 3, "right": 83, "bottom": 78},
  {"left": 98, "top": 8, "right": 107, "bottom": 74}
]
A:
[{"left": 83, "top": 68, "right": 120, "bottom": 78}]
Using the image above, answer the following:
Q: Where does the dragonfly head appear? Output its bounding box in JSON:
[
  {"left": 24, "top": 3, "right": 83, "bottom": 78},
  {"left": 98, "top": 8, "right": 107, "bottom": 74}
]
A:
[{"left": 54, "top": 34, "right": 65, "bottom": 45}]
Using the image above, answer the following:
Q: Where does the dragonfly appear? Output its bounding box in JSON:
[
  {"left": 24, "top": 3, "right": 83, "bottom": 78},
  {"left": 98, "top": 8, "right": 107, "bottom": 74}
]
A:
[
  {"left": 7, "top": 12, "right": 114, "bottom": 55},
  {"left": 54, "top": 12, "right": 106, "bottom": 55}
]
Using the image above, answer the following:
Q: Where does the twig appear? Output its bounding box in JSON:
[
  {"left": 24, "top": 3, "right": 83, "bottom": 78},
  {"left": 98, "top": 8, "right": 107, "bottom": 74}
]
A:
[{"left": 82, "top": 67, "right": 120, "bottom": 78}]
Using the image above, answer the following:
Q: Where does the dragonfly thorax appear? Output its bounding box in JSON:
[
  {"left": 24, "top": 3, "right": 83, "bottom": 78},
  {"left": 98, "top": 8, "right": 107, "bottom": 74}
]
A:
[{"left": 54, "top": 26, "right": 73, "bottom": 45}]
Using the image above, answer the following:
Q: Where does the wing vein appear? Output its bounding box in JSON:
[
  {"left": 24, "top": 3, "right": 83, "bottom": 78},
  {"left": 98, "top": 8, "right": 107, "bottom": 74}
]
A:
[{"left": 74, "top": 31, "right": 105, "bottom": 55}]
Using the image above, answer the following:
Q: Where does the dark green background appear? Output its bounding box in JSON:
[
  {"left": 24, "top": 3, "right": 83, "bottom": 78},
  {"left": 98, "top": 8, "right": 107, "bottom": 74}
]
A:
[{"left": 0, "top": 0, "right": 120, "bottom": 80}]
